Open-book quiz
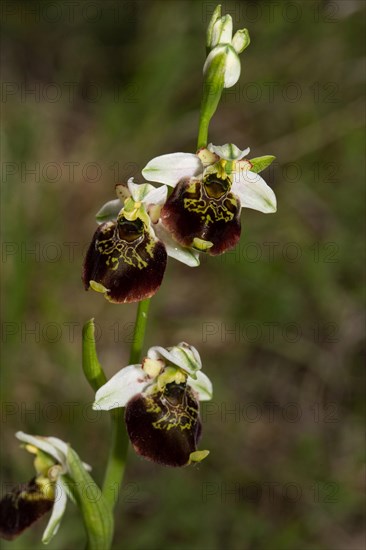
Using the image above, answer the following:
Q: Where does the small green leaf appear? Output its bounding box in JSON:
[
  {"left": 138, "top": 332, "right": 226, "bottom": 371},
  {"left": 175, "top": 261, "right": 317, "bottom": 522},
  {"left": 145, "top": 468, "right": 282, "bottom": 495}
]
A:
[
  {"left": 249, "top": 155, "right": 276, "bottom": 173},
  {"left": 82, "top": 319, "right": 107, "bottom": 392},
  {"left": 66, "top": 448, "right": 114, "bottom": 550}
]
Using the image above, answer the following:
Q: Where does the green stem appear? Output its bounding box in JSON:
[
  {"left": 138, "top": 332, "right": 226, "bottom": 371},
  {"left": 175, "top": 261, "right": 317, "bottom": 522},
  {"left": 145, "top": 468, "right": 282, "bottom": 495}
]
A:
[
  {"left": 197, "top": 113, "right": 210, "bottom": 150},
  {"left": 101, "top": 408, "right": 128, "bottom": 509},
  {"left": 128, "top": 298, "right": 151, "bottom": 364},
  {"left": 102, "top": 299, "right": 151, "bottom": 509}
]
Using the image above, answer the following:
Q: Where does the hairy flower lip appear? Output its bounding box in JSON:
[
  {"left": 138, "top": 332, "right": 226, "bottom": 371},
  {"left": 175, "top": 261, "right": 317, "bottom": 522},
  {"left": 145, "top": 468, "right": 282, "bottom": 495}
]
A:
[
  {"left": 160, "top": 176, "right": 241, "bottom": 255},
  {"left": 94, "top": 180, "right": 201, "bottom": 272},
  {"left": 0, "top": 478, "right": 54, "bottom": 541},
  {"left": 125, "top": 384, "right": 202, "bottom": 467},
  {"left": 83, "top": 220, "right": 168, "bottom": 304}
]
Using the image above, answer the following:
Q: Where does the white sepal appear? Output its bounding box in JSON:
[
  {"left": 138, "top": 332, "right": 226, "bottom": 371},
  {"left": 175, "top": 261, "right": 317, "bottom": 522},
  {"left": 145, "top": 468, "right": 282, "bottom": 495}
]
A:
[
  {"left": 222, "top": 45, "right": 241, "bottom": 87},
  {"left": 203, "top": 45, "right": 241, "bottom": 89},
  {"left": 16, "top": 432, "right": 67, "bottom": 468},
  {"left": 42, "top": 476, "right": 68, "bottom": 544},
  {"left": 231, "top": 170, "right": 277, "bottom": 213},
  {"left": 142, "top": 153, "right": 202, "bottom": 186},
  {"left": 206, "top": 4, "right": 221, "bottom": 49},
  {"left": 15, "top": 432, "right": 91, "bottom": 473},
  {"left": 93, "top": 365, "right": 150, "bottom": 410},
  {"left": 154, "top": 222, "right": 200, "bottom": 267},
  {"left": 188, "top": 371, "right": 213, "bottom": 401}
]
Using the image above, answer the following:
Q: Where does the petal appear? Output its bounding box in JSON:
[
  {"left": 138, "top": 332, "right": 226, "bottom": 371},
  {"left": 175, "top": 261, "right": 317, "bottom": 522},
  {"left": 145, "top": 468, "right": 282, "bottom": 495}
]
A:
[
  {"left": 208, "top": 143, "right": 250, "bottom": 161},
  {"left": 188, "top": 371, "right": 213, "bottom": 401},
  {"left": 125, "top": 383, "right": 202, "bottom": 467},
  {"left": 142, "top": 153, "right": 202, "bottom": 186},
  {"left": 142, "top": 184, "right": 168, "bottom": 206},
  {"left": 148, "top": 342, "right": 202, "bottom": 378},
  {"left": 0, "top": 478, "right": 54, "bottom": 541},
  {"left": 231, "top": 170, "right": 277, "bottom": 213},
  {"left": 93, "top": 365, "right": 149, "bottom": 410},
  {"left": 161, "top": 177, "right": 241, "bottom": 255},
  {"left": 15, "top": 433, "right": 91, "bottom": 474},
  {"left": 115, "top": 183, "right": 131, "bottom": 202},
  {"left": 197, "top": 147, "right": 219, "bottom": 167},
  {"left": 127, "top": 178, "right": 168, "bottom": 205},
  {"left": 82, "top": 218, "right": 167, "bottom": 303},
  {"left": 154, "top": 222, "right": 200, "bottom": 267},
  {"left": 95, "top": 199, "right": 122, "bottom": 224},
  {"left": 42, "top": 477, "right": 67, "bottom": 544}
]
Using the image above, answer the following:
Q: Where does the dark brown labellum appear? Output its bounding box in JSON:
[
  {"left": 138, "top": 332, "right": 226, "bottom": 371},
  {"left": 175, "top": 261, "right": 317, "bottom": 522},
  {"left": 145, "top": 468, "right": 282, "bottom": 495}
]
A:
[
  {"left": 0, "top": 478, "right": 54, "bottom": 540},
  {"left": 161, "top": 176, "right": 241, "bottom": 255},
  {"left": 82, "top": 217, "right": 167, "bottom": 303},
  {"left": 125, "top": 382, "right": 202, "bottom": 467}
]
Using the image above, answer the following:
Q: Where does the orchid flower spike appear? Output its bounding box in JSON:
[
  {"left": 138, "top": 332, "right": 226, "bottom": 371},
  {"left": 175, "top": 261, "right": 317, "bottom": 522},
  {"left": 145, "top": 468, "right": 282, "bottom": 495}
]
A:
[{"left": 93, "top": 343, "right": 213, "bottom": 467}]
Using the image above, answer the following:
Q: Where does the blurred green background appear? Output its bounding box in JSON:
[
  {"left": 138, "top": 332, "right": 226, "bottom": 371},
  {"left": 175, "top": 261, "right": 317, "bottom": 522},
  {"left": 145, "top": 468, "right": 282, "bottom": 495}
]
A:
[{"left": 1, "top": 0, "right": 365, "bottom": 549}]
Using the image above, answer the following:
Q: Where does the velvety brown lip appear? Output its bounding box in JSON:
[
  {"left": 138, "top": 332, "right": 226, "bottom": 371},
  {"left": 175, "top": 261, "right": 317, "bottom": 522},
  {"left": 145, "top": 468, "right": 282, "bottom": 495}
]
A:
[
  {"left": 161, "top": 176, "right": 241, "bottom": 255},
  {"left": 83, "top": 219, "right": 167, "bottom": 303},
  {"left": 0, "top": 478, "right": 54, "bottom": 541},
  {"left": 125, "top": 382, "right": 202, "bottom": 467}
]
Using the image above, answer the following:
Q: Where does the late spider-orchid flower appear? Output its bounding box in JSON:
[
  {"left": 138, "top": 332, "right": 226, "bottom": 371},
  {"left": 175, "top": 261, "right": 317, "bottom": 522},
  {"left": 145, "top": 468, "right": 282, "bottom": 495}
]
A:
[
  {"left": 82, "top": 179, "right": 199, "bottom": 304},
  {"left": 93, "top": 343, "right": 212, "bottom": 467},
  {"left": 142, "top": 143, "right": 277, "bottom": 255}
]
